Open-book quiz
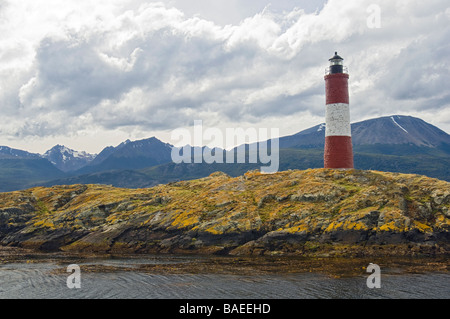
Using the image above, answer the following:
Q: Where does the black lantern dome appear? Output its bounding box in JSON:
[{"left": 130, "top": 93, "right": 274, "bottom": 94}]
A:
[{"left": 328, "top": 52, "right": 345, "bottom": 74}]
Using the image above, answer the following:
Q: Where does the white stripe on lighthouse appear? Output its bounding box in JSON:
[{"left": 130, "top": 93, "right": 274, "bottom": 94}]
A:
[{"left": 325, "top": 103, "right": 351, "bottom": 137}]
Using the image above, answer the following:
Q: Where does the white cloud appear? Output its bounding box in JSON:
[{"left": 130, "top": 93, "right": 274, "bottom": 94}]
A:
[{"left": 0, "top": 0, "right": 449, "bottom": 153}]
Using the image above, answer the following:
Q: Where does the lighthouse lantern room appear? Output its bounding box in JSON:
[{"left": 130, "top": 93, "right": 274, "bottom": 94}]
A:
[{"left": 328, "top": 52, "right": 344, "bottom": 74}]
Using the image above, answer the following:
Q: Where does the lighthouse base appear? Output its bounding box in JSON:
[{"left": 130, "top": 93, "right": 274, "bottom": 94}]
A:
[{"left": 324, "top": 136, "right": 354, "bottom": 169}]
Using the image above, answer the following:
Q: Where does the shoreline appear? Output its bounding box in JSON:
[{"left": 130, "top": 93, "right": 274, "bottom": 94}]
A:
[{"left": 1, "top": 246, "right": 448, "bottom": 278}]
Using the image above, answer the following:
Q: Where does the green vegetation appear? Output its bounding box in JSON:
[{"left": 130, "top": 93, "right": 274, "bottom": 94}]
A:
[{"left": 0, "top": 159, "right": 65, "bottom": 192}]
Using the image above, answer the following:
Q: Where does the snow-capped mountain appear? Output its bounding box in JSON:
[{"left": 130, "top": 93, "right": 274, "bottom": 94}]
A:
[
  {"left": 0, "top": 146, "right": 40, "bottom": 159},
  {"left": 41, "top": 145, "right": 96, "bottom": 172},
  {"left": 351, "top": 115, "right": 450, "bottom": 147},
  {"left": 279, "top": 115, "right": 450, "bottom": 149}
]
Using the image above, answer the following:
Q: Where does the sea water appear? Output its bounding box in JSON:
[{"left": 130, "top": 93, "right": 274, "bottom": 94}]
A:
[{"left": 0, "top": 254, "right": 448, "bottom": 299}]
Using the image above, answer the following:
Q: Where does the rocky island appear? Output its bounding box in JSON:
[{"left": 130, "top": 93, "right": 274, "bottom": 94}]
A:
[{"left": 0, "top": 169, "right": 449, "bottom": 257}]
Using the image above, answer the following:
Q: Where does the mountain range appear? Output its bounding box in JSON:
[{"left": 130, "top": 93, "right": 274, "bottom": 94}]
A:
[{"left": 0, "top": 115, "right": 449, "bottom": 192}]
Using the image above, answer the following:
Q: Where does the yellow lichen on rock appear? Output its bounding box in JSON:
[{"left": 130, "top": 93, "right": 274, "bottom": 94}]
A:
[
  {"left": 0, "top": 169, "right": 448, "bottom": 256},
  {"left": 171, "top": 210, "right": 200, "bottom": 229}
]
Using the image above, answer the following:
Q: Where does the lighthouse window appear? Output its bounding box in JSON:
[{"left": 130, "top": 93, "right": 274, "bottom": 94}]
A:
[{"left": 331, "top": 60, "right": 343, "bottom": 66}]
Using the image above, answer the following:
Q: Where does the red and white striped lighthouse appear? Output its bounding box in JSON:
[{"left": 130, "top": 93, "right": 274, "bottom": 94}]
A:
[{"left": 324, "top": 52, "right": 354, "bottom": 169}]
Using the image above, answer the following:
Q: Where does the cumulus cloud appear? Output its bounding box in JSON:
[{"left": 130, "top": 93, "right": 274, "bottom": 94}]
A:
[{"left": 0, "top": 0, "right": 449, "bottom": 152}]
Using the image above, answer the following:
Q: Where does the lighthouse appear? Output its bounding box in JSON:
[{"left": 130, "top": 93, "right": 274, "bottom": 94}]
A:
[{"left": 324, "top": 52, "right": 354, "bottom": 169}]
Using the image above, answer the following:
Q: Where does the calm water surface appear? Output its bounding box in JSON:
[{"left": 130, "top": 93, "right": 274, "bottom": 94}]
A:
[{"left": 0, "top": 254, "right": 448, "bottom": 299}]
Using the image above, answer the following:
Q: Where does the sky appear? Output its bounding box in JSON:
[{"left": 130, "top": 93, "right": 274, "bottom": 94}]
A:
[{"left": 0, "top": 0, "right": 449, "bottom": 154}]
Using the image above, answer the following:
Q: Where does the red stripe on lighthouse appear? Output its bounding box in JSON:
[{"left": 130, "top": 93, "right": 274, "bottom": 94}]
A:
[
  {"left": 325, "top": 73, "right": 349, "bottom": 104},
  {"left": 324, "top": 136, "right": 354, "bottom": 169}
]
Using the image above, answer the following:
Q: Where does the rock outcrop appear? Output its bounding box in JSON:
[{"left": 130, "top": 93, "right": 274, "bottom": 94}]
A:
[{"left": 0, "top": 169, "right": 449, "bottom": 257}]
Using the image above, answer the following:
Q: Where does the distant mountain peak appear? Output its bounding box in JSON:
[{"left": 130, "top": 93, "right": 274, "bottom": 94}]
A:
[
  {"left": 351, "top": 115, "right": 449, "bottom": 147},
  {"left": 0, "top": 146, "right": 40, "bottom": 159},
  {"left": 77, "top": 136, "right": 174, "bottom": 174},
  {"left": 41, "top": 145, "right": 96, "bottom": 172},
  {"left": 118, "top": 139, "right": 132, "bottom": 148},
  {"left": 280, "top": 115, "right": 449, "bottom": 149}
]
